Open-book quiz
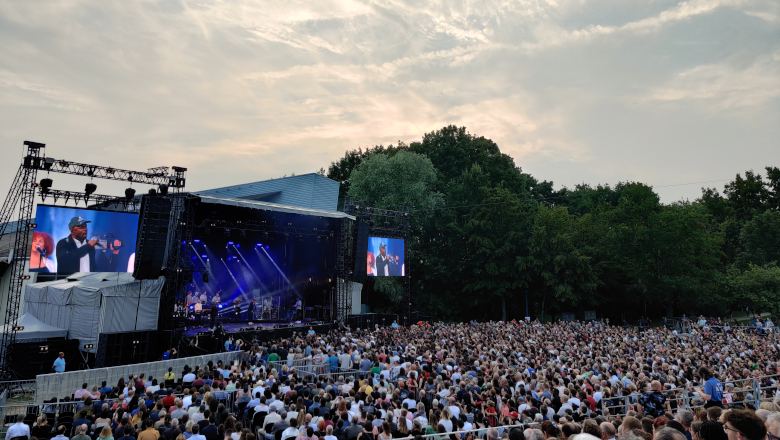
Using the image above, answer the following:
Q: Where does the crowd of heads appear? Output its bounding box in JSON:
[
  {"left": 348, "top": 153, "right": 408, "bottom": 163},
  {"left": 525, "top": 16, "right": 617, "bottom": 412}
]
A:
[{"left": 25, "top": 319, "right": 780, "bottom": 440}]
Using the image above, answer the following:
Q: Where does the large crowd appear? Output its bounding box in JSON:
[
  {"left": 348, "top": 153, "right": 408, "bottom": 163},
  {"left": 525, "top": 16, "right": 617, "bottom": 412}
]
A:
[{"left": 8, "top": 319, "right": 780, "bottom": 440}]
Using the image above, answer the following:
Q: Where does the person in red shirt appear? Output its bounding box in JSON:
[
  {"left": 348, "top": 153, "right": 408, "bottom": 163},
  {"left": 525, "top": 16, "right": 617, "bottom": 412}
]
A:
[{"left": 161, "top": 388, "right": 176, "bottom": 407}]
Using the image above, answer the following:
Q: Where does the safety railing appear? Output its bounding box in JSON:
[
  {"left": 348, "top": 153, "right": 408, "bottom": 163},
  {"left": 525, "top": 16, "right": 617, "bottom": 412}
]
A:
[{"left": 600, "top": 375, "right": 777, "bottom": 416}]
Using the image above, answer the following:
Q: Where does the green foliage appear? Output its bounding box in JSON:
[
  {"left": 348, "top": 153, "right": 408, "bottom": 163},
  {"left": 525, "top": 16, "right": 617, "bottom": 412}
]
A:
[{"left": 324, "top": 125, "right": 778, "bottom": 321}]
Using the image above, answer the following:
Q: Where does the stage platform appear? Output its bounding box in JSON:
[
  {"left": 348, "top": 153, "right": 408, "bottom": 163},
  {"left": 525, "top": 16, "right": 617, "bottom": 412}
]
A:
[{"left": 183, "top": 321, "right": 306, "bottom": 337}]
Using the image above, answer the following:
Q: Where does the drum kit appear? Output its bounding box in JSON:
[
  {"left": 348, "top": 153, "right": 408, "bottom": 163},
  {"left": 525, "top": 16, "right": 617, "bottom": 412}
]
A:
[{"left": 260, "top": 296, "right": 281, "bottom": 319}]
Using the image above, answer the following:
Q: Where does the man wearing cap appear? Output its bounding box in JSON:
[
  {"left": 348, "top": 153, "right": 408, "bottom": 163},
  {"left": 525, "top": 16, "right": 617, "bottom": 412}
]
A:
[
  {"left": 375, "top": 243, "right": 391, "bottom": 277},
  {"left": 55, "top": 217, "right": 98, "bottom": 274}
]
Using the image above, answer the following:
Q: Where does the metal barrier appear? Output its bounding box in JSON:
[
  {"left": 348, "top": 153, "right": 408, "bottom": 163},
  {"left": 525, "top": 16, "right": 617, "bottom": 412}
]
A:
[
  {"left": 600, "top": 375, "right": 777, "bottom": 415},
  {"left": 35, "top": 351, "right": 244, "bottom": 403}
]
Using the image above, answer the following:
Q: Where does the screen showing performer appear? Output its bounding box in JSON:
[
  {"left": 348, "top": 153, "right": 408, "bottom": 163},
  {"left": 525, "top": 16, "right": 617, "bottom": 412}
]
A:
[
  {"left": 367, "top": 236, "right": 404, "bottom": 277},
  {"left": 30, "top": 205, "right": 139, "bottom": 275}
]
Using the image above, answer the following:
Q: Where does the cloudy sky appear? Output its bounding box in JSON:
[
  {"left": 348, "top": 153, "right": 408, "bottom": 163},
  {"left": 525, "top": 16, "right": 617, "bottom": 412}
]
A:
[{"left": 1, "top": 0, "right": 778, "bottom": 204}]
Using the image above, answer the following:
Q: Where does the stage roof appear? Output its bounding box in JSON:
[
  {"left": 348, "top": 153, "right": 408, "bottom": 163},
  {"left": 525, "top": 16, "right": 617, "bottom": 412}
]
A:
[
  {"left": 198, "top": 195, "right": 355, "bottom": 220},
  {"left": 195, "top": 173, "right": 340, "bottom": 212}
]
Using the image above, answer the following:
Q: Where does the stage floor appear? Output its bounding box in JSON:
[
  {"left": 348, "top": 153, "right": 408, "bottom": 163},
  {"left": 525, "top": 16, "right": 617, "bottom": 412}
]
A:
[{"left": 182, "top": 321, "right": 310, "bottom": 337}]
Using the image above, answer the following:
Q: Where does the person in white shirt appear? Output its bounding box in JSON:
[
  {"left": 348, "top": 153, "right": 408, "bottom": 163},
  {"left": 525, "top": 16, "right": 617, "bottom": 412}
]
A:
[
  {"left": 264, "top": 408, "right": 281, "bottom": 427},
  {"left": 281, "top": 419, "right": 300, "bottom": 440},
  {"left": 183, "top": 369, "right": 196, "bottom": 383},
  {"left": 448, "top": 401, "right": 461, "bottom": 419},
  {"left": 324, "top": 425, "right": 338, "bottom": 440},
  {"left": 5, "top": 414, "right": 30, "bottom": 440}
]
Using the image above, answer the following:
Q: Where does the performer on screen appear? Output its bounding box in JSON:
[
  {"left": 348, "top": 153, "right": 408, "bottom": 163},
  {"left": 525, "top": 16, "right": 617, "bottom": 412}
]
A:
[
  {"left": 55, "top": 217, "right": 98, "bottom": 273},
  {"left": 96, "top": 239, "right": 123, "bottom": 272},
  {"left": 367, "top": 252, "right": 376, "bottom": 276},
  {"left": 30, "top": 231, "right": 56, "bottom": 273},
  {"left": 375, "top": 242, "right": 391, "bottom": 277}
]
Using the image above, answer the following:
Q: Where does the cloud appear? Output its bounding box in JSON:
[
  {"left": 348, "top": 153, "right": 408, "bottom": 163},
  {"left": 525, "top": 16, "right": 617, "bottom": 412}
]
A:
[{"left": 644, "top": 52, "right": 780, "bottom": 109}]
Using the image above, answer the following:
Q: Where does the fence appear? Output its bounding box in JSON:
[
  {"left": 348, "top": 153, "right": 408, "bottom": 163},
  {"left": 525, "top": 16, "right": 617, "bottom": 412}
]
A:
[
  {"left": 35, "top": 351, "right": 244, "bottom": 403},
  {"left": 600, "top": 375, "right": 779, "bottom": 416}
]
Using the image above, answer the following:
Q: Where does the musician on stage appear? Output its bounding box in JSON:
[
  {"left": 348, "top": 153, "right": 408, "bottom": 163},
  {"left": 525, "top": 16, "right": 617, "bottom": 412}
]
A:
[
  {"left": 233, "top": 298, "right": 241, "bottom": 319},
  {"left": 263, "top": 297, "right": 273, "bottom": 318},
  {"left": 247, "top": 300, "right": 256, "bottom": 321},
  {"left": 292, "top": 298, "right": 302, "bottom": 321},
  {"left": 212, "top": 291, "right": 221, "bottom": 306},
  {"left": 199, "top": 291, "right": 208, "bottom": 304}
]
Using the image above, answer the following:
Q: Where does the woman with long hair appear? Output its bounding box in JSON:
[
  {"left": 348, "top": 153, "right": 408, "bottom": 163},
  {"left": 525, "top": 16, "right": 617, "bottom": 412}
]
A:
[
  {"left": 98, "top": 426, "right": 114, "bottom": 440},
  {"left": 29, "top": 231, "right": 56, "bottom": 273}
]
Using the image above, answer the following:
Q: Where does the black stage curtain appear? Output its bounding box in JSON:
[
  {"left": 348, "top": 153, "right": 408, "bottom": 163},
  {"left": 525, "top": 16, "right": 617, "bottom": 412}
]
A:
[{"left": 8, "top": 339, "right": 81, "bottom": 379}]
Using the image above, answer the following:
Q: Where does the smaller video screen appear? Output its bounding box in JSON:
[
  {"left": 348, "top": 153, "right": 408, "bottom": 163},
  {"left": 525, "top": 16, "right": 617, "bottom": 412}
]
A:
[
  {"left": 366, "top": 236, "right": 404, "bottom": 277},
  {"left": 30, "top": 205, "right": 139, "bottom": 275}
]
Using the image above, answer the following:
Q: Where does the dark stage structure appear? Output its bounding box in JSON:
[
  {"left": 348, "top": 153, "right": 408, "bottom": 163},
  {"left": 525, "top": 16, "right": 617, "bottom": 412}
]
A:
[{"left": 0, "top": 141, "right": 419, "bottom": 381}]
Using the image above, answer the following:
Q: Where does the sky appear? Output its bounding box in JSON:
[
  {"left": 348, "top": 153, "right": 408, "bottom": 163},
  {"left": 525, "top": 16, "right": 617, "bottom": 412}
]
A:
[{"left": 1, "top": 0, "right": 778, "bottom": 205}]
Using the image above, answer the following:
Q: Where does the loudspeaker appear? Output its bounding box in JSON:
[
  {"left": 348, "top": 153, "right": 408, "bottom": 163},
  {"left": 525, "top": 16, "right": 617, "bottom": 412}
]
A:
[
  {"left": 352, "top": 222, "right": 370, "bottom": 281},
  {"left": 95, "top": 330, "right": 157, "bottom": 368},
  {"left": 133, "top": 195, "right": 173, "bottom": 280},
  {"left": 410, "top": 311, "right": 419, "bottom": 323}
]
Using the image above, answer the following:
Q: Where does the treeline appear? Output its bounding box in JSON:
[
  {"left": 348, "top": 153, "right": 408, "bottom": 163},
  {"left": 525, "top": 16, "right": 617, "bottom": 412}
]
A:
[{"left": 325, "top": 125, "right": 780, "bottom": 322}]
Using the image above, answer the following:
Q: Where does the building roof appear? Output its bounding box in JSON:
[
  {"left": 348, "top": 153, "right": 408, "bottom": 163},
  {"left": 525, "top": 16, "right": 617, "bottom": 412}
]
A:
[
  {"left": 195, "top": 173, "right": 340, "bottom": 212},
  {"left": 198, "top": 195, "right": 355, "bottom": 220}
]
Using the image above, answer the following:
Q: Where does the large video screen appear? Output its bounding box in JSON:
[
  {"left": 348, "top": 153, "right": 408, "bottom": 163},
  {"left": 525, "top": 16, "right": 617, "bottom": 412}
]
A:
[
  {"left": 30, "top": 205, "right": 139, "bottom": 274},
  {"left": 367, "top": 236, "right": 404, "bottom": 276}
]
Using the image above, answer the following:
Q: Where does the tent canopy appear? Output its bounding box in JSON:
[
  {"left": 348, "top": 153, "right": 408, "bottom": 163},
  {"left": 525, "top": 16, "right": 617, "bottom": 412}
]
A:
[{"left": 16, "top": 313, "right": 68, "bottom": 340}]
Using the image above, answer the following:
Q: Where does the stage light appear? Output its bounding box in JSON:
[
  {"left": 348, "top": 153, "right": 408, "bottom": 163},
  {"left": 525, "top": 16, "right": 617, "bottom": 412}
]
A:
[
  {"left": 84, "top": 344, "right": 94, "bottom": 349},
  {"left": 158, "top": 184, "right": 169, "bottom": 196},
  {"left": 40, "top": 178, "right": 53, "bottom": 193},
  {"left": 228, "top": 241, "right": 234, "bottom": 245},
  {"left": 218, "top": 304, "right": 223, "bottom": 309},
  {"left": 240, "top": 230, "right": 246, "bottom": 238},
  {"left": 39, "top": 346, "right": 49, "bottom": 353},
  {"left": 235, "top": 243, "right": 240, "bottom": 248},
  {"left": 12, "top": 326, "right": 23, "bottom": 331},
  {"left": 85, "top": 183, "right": 97, "bottom": 195},
  {"left": 190, "top": 305, "right": 195, "bottom": 311},
  {"left": 182, "top": 240, "right": 187, "bottom": 245},
  {"left": 264, "top": 245, "right": 269, "bottom": 250},
  {"left": 43, "top": 157, "right": 54, "bottom": 170},
  {"left": 125, "top": 188, "right": 136, "bottom": 199},
  {"left": 204, "top": 227, "right": 210, "bottom": 235},
  {"left": 202, "top": 272, "right": 209, "bottom": 283},
  {"left": 192, "top": 256, "right": 198, "bottom": 260},
  {"left": 132, "top": 340, "right": 140, "bottom": 345},
  {"left": 224, "top": 229, "right": 230, "bottom": 236},
  {"left": 227, "top": 257, "right": 231, "bottom": 261},
  {"left": 256, "top": 243, "right": 262, "bottom": 247},
  {"left": 202, "top": 254, "right": 207, "bottom": 259},
  {"left": 384, "top": 222, "right": 391, "bottom": 228},
  {"left": 194, "top": 239, "right": 200, "bottom": 243}
]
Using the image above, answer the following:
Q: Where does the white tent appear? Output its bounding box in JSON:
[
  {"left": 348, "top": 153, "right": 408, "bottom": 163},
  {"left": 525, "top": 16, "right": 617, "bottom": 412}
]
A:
[
  {"left": 15, "top": 313, "right": 68, "bottom": 341},
  {"left": 23, "top": 273, "right": 164, "bottom": 353}
]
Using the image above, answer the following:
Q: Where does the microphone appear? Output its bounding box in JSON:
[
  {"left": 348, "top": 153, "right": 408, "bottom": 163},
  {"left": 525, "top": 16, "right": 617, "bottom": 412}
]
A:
[{"left": 36, "top": 246, "right": 47, "bottom": 257}]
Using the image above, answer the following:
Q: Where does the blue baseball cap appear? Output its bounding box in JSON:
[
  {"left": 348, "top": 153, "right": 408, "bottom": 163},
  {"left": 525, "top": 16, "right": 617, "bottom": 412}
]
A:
[{"left": 68, "top": 217, "right": 91, "bottom": 229}]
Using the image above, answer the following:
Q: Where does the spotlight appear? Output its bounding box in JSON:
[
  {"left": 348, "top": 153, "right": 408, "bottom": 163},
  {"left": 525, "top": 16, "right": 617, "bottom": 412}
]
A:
[
  {"left": 148, "top": 188, "right": 157, "bottom": 196},
  {"left": 182, "top": 240, "right": 187, "bottom": 245},
  {"left": 84, "top": 183, "right": 97, "bottom": 195},
  {"left": 224, "top": 229, "right": 230, "bottom": 236},
  {"left": 43, "top": 157, "right": 54, "bottom": 170},
  {"left": 227, "top": 257, "right": 231, "bottom": 261},
  {"left": 235, "top": 243, "right": 240, "bottom": 248},
  {"left": 84, "top": 344, "right": 94, "bottom": 349},
  {"left": 228, "top": 241, "right": 234, "bottom": 245},
  {"left": 384, "top": 222, "right": 390, "bottom": 228},
  {"left": 256, "top": 243, "right": 262, "bottom": 247},
  {"left": 204, "top": 227, "right": 210, "bottom": 235},
  {"left": 132, "top": 340, "right": 140, "bottom": 345},
  {"left": 218, "top": 304, "right": 223, "bottom": 309},
  {"left": 125, "top": 188, "right": 136, "bottom": 199},
  {"left": 40, "top": 178, "right": 53, "bottom": 194},
  {"left": 190, "top": 305, "right": 195, "bottom": 311},
  {"left": 158, "top": 184, "right": 169, "bottom": 196},
  {"left": 202, "top": 272, "right": 209, "bottom": 283},
  {"left": 39, "top": 346, "right": 49, "bottom": 353},
  {"left": 264, "top": 245, "right": 269, "bottom": 250},
  {"left": 12, "top": 326, "right": 24, "bottom": 331},
  {"left": 201, "top": 254, "right": 207, "bottom": 258},
  {"left": 194, "top": 239, "right": 200, "bottom": 243}
]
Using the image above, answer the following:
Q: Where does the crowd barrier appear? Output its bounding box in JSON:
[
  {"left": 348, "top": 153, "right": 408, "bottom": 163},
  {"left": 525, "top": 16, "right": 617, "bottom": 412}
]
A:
[
  {"left": 601, "top": 374, "right": 779, "bottom": 416},
  {"left": 35, "top": 351, "right": 244, "bottom": 403}
]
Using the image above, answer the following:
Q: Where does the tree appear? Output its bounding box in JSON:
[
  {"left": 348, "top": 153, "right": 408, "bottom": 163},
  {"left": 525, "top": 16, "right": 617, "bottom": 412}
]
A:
[
  {"left": 722, "top": 264, "right": 780, "bottom": 318},
  {"left": 738, "top": 210, "right": 780, "bottom": 267},
  {"left": 520, "top": 205, "right": 599, "bottom": 322}
]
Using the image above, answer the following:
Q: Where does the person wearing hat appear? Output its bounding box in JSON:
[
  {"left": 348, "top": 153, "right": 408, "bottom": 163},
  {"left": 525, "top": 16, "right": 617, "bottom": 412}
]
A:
[
  {"left": 5, "top": 413, "right": 31, "bottom": 440},
  {"left": 55, "top": 216, "right": 98, "bottom": 274},
  {"left": 375, "top": 242, "right": 391, "bottom": 277}
]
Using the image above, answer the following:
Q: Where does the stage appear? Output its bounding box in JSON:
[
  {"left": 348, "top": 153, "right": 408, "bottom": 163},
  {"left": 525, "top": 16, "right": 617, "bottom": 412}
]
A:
[{"left": 177, "top": 321, "right": 336, "bottom": 356}]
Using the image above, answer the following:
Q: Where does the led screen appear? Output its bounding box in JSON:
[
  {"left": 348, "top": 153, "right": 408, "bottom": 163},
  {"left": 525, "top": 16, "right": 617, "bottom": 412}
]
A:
[
  {"left": 30, "top": 205, "right": 139, "bottom": 274},
  {"left": 367, "top": 236, "right": 404, "bottom": 276}
]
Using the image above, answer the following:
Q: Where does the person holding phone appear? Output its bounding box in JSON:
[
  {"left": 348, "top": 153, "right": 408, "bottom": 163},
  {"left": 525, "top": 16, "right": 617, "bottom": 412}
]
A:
[{"left": 97, "top": 238, "right": 124, "bottom": 272}]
